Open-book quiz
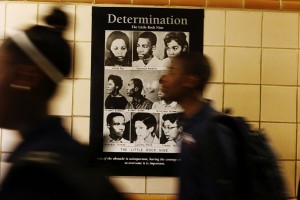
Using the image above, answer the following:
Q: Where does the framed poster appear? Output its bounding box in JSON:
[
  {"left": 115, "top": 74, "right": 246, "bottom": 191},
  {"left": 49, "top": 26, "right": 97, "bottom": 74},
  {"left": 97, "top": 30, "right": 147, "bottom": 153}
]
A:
[{"left": 90, "top": 7, "right": 204, "bottom": 176}]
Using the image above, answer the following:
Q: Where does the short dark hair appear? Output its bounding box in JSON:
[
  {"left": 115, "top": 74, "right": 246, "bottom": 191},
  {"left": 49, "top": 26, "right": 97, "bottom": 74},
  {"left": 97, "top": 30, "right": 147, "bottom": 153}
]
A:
[
  {"left": 131, "top": 78, "right": 143, "bottom": 94},
  {"left": 175, "top": 52, "right": 212, "bottom": 93},
  {"left": 138, "top": 32, "right": 157, "bottom": 46},
  {"left": 106, "top": 31, "right": 130, "bottom": 51},
  {"left": 108, "top": 74, "right": 123, "bottom": 91},
  {"left": 106, "top": 112, "right": 124, "bottom": 125},
  {"left": 132, "top": 113, "right": 157, "bottom": 134},
  {"left": 164, "top": 32, "right": 188, "bottom": 51},
  {"left": 162, "top": 113, "right": 181, "bottom": 127}
]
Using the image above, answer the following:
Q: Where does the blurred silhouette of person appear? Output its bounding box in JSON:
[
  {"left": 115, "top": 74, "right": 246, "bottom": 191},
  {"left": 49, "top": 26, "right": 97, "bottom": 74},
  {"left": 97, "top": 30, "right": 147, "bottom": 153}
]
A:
[
  {"left": 105, "top": 31, "right": 131, "bottom": 66},
  {"left": 105, "top": 74, "right": 128, "bottom": 109},
  {"left": 160, "top": 113, "right": 182, "bottom": 146},
  {"left": 160, "top": 52, "right": 237, "bottom": 200},
  {"left": 104, "top": 112, "right": 129, "bottom": 143},
  {"left": 132, "top": 31, "right": 162, "bottom": 68},
  {"left": 162, "top": 32, "right": 188, "bottom": 68},
  {"left": 131, "top": 113, "right": 158, "bottom": 144},
  {"left": 0, "top": 8, "right": 125, "bottom": 200},
  {"left": 125, "top": 78, "right": 153, "bottom": 109},
  {"left": 152, "top": 84, "right": 183, "bottom": 112}
]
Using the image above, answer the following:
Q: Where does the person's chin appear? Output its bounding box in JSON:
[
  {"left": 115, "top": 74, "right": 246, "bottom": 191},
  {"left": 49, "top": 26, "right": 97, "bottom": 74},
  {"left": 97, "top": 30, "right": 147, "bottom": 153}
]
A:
[{"left": 116, "top": 57, "right": 124, "bottom": 62}]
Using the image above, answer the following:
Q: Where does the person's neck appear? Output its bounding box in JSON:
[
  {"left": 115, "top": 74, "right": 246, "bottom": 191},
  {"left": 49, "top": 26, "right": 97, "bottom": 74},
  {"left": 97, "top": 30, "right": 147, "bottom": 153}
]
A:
[
  {"left": 174, "top": 132, "right": 182, "bottom": 144},
  {"left": 110, "top": 91, "right": 120, "bottom": 97},
  {"left": 132, "top": 94, "right": 144, "bottom": 101},
  {"left": 109, "top": 133, "right": 122, "bottom": 141},
  {"left": 142, "top": 55, "right": 154, "bottom": 65},
  {"left": 19, "top": 112, "right": 48, "bottom": 138},
  {"left": 179, "top": 94, "right": 205, "bottom": 118},
  {"left": 144, "top": 134, "right": 154, "bottom": 144}
]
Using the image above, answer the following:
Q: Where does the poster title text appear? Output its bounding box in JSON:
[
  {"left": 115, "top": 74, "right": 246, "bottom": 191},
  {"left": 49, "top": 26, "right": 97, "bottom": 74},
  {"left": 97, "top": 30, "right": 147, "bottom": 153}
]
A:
[{"left": 107, "top": 14, "right": 188, "bottom": 25}]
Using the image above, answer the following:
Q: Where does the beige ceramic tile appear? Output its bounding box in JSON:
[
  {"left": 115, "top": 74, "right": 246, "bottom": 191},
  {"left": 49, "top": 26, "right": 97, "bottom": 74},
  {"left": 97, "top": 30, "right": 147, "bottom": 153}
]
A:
[
  {"left": 74, "top": 42, "right": 91, "bottom": 78},
  {"left": 248, "top": 122, "right": 259, "bottom": 129},
  {"left": 260, "top": 123, "right": 296, "bottom": 160},
  {"left": 0, "top": 158, "right": 12, "bottom": 184},
  {"left": 38, "top": 4, "right": 75, "bottom": 41},
  {"left": 297, "top": 161, "right": 300, "bottom": 197},
  {"left": 48, "top": 80, "right": 73, "bottom": 116},
  {"left": 224, "top": 84, "right": 260, "bottom": 121},
  {"left": 282, "top": 161, "right": 296, "bottom": 197},
  {"left": 297, "top": 91, "right": 300, "bottom": 123},
  {"left": 224, "top": 47, "right": 261, "bottom": 84},
  {"left": 1, "top": 129, "right": 22, "bottom": 152},
  {"left": 146, "top": 177, "right": 179, "bottom": 194},
  {"left": 262, "top": 12, "right": 298, "bottom": 48},
  {"left": 225, "top": 10, "right": 262, "bottom": 47},
  {"left": 203, "top": 83, "right": 223, "bottom": 112},
  {"left": 262, "top": 49, "right": 298, "bottom": 85},
  {"left": 68, "top": 41, "right": 75, "bottom": 78},
  {"left": 0, "top": 3, "right": 5, "bottom": 39},
  {"left": 204, "top": 46, "right": 224, "bottom": 83},
  {"left": 75, "top": 5, "right": 91, "bottom": 42},
  {"left": 73, "top": 79, "right": 90, "bottom": 116},
  {"left": 297, "top": 125, "right": 300, "bottom": 159},
  {"left": 203, "top": 10, "right": 225, "bottom": 46},
  {"left": 109, "top": 176, "right": 146, "bottom": 193},
  {"left": 261, "top": 86, "right": 297, "bottom": 122},
  {"left": 61, "top": 117, "right": 72, "bottom": 133},
  {"left": 298, "top": 52, "right": 300, "bottom": 86},
  {"left": 6, "top": 3, "right": 37, "bottom": 33},
  {"left": 72, "top": 117, "right": 90, "bottom": 144}
]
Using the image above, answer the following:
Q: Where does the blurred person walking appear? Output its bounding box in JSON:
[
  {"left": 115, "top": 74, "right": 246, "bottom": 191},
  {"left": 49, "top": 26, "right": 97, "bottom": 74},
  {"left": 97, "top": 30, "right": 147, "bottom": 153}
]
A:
[
  {"left": 159, "top": 52, "right": 237, "bottom": 200},
  {"left": 0, "top": 7, "right": 125, "bottom": 200}
]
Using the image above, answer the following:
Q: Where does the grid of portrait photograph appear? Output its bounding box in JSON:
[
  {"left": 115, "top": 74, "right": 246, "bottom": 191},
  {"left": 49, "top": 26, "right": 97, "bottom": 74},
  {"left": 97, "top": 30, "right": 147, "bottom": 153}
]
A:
[{"left": 103, "top": 30, "right": 190, "bottom": 153}]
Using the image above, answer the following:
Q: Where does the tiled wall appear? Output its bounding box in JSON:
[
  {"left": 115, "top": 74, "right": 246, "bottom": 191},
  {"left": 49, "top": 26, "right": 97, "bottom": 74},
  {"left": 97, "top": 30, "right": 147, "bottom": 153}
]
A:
[{"left": 1, "top": 1, "right": 300, "bottom": 200}]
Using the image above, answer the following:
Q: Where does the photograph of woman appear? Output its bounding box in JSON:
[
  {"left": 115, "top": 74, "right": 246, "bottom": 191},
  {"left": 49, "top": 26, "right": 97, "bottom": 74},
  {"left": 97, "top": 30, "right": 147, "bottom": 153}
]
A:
[
  {"left": 105, "top": 31, "right": 132, "bottom": 67},
  {"left": 105, "top": 74, "right": 128, "bottom": 109},
  {"left": 160, "top": 113, "right": 182, "bottom": 146},
  {"left": 162, "top": 32, "right": 189, "bottom": 68},
  {"left": 131, "top": 112, "right": 159, "bottom": 144}
]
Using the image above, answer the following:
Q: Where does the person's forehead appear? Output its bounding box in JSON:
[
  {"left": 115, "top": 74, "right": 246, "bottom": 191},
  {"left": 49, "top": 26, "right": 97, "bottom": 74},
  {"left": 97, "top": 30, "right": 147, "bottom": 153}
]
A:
[
  {"left": 112, "top": 115, "right": 124, "bottom": 122},
  {"left": 135, "top": 120, "right": 146, "bottom": 126},
  {"left": 138, "top": 37, "right": 150, "bottom": 44},
  {"left": 108, "top": 79, "right": 115, "bottom": 84},
  {"left": 167, "top": 40, "right": 179, "bottom": 46},
  {"left": 128, "top": 80, "right": 134, "bottom": 85},
  {"left": 112, "top": 39, "right": 125, "bottom": 45}
]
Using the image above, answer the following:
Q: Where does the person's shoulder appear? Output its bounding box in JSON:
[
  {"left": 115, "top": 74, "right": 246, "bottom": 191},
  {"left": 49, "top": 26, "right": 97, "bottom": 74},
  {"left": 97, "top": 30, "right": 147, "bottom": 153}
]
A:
[{"left": 132, "top": 60, "right": 142, "bottom": 67}]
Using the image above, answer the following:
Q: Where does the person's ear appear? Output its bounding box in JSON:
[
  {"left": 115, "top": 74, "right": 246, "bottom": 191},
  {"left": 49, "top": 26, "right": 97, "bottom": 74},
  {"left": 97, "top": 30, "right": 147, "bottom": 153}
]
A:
[
  {"left": 183, "top": 75, "right": 200, "bottom": 89},
  {"left": 107, "top": 124, "right": 111, "bottom": 129},
  {"left": 151, "top": 45, "right": 156, "bottom": 51},
  {"left": 148, "top": 127, "right": 154, "bottom": 135},
  {"left": 134, "top": 87, "right": 139, "bottom": 92},
  {"left": 182, "top": 45, "right": 187, "bottom": 52},
  {"left": 10, "top": 64, "right": 41, "bottom": 91}
]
